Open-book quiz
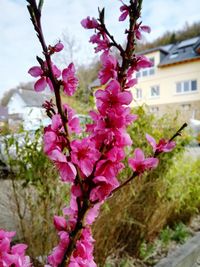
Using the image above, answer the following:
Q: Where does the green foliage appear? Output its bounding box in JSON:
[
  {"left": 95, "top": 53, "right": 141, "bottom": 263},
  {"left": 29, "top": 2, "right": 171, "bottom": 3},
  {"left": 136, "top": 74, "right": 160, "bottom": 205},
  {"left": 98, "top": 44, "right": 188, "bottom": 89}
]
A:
[
  {"left": 165, "top": 157, "right": 200, "bottom": 222},
  {"left": 159, "top": 222, "right": 190, "bottom": 246},
  {"left": 171, "top": 223, "right": 190, "bottom": 244},
  {"left": 159, "top": 226, "right": 172, "bottom": 246},
  {"left": 104, "top": 256, "right": 136, "bottom": 267},
  {"left": 0, "top": 123, "right": 11, "bottom": 135},
  {"left": 139, "top": 241, "right": 156, "bottom": 261}
]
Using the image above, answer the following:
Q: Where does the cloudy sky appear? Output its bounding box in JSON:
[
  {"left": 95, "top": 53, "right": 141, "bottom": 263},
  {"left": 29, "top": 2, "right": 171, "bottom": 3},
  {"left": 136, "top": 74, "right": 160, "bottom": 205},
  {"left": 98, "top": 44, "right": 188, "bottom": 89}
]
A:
[{"left": 0, "top": 0, "right": 199, "bottom": 99}]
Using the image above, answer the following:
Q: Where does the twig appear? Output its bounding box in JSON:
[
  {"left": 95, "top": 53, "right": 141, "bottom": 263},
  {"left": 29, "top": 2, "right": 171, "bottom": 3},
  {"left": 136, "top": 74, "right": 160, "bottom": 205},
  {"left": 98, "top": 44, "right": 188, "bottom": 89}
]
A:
[
  {"left": 26, "top": 0, "right": 71, "bottom": 150},
  {"left": 169, "top": 123, "right": 188, "bottom": 142}
]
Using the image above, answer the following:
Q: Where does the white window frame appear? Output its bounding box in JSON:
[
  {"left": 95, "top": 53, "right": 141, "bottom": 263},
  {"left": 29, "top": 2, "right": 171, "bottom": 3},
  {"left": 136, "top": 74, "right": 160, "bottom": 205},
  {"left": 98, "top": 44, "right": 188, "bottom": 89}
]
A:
[
  {"left": 175, "top": 80, "right": 197, "bottom": 94},
  {"left": 150, "top": 85, "right": 160, "bottom": 98}
]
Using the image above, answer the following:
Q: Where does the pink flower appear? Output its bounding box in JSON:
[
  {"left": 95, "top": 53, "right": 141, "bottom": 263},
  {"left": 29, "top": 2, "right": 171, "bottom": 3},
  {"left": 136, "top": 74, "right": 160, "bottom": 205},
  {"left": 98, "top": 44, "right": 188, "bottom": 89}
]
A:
[
  {"left": 71, "top": 138, "right": 101, "bottom": 177},
  {"left": 135, "top": 55, "right": 153, "bottom": 71},
  {"left": 63, "top": 193, "right": 78, "bottom": 223},
  {"left": 62, "top": 63, "right": 78, "bottom": 96},
  {"left": 146, "top": 134, "right": 176, "bottom": 154},
  {"left": 105, "top": 147, "right": 125, "bottom": 162},
  {"left": 43, "top": 116, "right": 77, "bottom": 183},
  {"left": 85, "top": 204, "right": 101, "bottom": 225},
  {"left": 28, "top": 62, "right": 61, "bottom": 92},
  {"left": 95, "top": 158, "right": 124, "bottom": 179},
  {"left": 47, "top": 231, "right": 70, "bottom": 267},
  {"left": 0, "top": 229, "right": 31, "bottom": 267},
  {"left": 119, "top": 4, "right": 129, "bottom": 21},
  {"left": 51, "top": 114, "right": 62, "bottom": 131},
  {"left": 98, "top": 52, "right": 118, "bottom": 85},
  {"left": 53, "top": 42, "right": 64, "bottom": 52},
  {"left": 95, "top": 80, "right": 133, "bottom": 115},
  {"left": 128, "top": 148, "right": 158, "bottom": 174},
  {"left": 69, "top": 227, "right": 96, "bottom": 267},
  {"left": 90, "top": 176, "right": 119, "bottom": 202},
  {"left": 134, "top": 23, "right": 151, "bottom": 40},
  {"left": 90, "top": 33, "right": 110, "bottom": 53},
  {"left": 81, "top": 16, "right": 99, "bottom": 29},
  {"left": 54, "top": 216, "right": 67, "bottom": 231},
  {"left": 48, "top": 149, "right": 77, "bottom": 183},
  {"left": 43, "top": 114, "right": 66, "bottom": 156},
  {"left": 114, "top": 128, "right": 133, "bottom": 147},
  {"left": 125, "top": 77, "right": 137, "bottom": 89},
  {"left": 63, "top": 104, "right": 82, "bottom": 134},
  {"left": 86, "top": 107, "right": 136, "bottom": 148},
  {"left": 28, "top": 66, "right": 43, "bottom": 77}
]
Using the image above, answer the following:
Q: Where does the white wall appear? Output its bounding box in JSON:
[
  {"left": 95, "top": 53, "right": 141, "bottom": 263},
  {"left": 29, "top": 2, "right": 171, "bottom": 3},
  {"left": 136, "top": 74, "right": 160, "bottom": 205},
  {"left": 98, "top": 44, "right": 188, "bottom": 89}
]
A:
[
  {"left": 23, "top": 107, "right": 50, "bottom": 130},
  {"left": 7, "top": 93, "right": 26, "bottom": 114}
]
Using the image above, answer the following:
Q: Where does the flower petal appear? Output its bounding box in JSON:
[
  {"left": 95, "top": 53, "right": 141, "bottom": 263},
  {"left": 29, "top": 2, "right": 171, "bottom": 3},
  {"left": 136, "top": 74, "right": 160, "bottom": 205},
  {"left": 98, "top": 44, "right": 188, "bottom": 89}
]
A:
[
  {"left": 34, "top": 77, "right": 47, "bottom": 92},
  {"left": 28, "top": 66, "right": 43, "bottom": 77}
]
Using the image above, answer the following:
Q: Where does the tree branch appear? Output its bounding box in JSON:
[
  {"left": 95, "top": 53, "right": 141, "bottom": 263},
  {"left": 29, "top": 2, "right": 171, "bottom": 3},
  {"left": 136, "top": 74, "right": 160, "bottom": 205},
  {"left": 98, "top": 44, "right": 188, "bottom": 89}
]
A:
[{"left": 26, "top": 0, "right": 71, "bottom": 150}]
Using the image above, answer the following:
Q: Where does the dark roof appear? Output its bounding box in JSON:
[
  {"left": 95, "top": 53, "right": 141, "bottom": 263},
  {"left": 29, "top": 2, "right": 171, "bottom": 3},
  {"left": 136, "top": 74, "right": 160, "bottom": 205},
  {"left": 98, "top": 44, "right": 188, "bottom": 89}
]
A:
[
  {"left": 137, "top": 36, "right": 200, "bottom": 67},
  {"left": 17, "top": 89, "right": 50, "bottom": 107},
  {"left": 1, "top": 82, "right": 51, "bottom": 107},
  {"left": 159, "top": 36, "right": 200, "bottom": 67},
  {"left": 136, "top": 44, "right": 173, "bottom": 55}
]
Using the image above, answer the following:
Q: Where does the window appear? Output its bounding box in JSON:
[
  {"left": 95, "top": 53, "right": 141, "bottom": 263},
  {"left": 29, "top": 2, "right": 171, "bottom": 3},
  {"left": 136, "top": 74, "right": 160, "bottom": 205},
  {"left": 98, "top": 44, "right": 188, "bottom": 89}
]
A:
[
  {"left": 150, "top": 85, "right": 160, "bottom": 97},
  {"left": 176, "top": 82, "right": 182, "bottom": 93},
  {"left": 148, "top": 57, "right": 155, "bottom": 76},
  {"left": 136, "top": 72, "right": 141, "bottom": 78},
  {"left": 176, "top": 80, "right": 197, "bottom": 94},
  {"left": 183, "top": 81, "right": 189, "bottom": 92},
  {"left": 191, "top": 80, "right": 197, "bottom": 91},
  {"left": 142, "top": 70, "right": 148, "bottom": 77},
  {"left": 135, "top": 88, "right": 142, "bottom": 99},
  {"left": 149, "top": 68, "right": 155, "bottom": 75}
]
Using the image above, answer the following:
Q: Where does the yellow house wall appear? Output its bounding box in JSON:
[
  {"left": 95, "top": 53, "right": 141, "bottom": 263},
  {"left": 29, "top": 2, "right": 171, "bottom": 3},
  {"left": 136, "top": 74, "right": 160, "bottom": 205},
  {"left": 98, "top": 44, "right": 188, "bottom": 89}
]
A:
[{"left": 131, "top": 51, "right": 200, "bottom": 107}]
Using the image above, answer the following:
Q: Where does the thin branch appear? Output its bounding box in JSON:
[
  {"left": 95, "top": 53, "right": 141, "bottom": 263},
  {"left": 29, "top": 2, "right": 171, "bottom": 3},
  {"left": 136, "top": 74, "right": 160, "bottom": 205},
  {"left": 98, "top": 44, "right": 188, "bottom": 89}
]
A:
[
  {"left": 169, "top": 122, "right": 188, "bottom": 142},
  {"left": 118, "top": 0, "right": 143, "bottom": 89},
  {"left": 111, "top": 171, "right": 138, "bottom": 195},
  {"left": 98, "top": 8, "right": 124, "bottom": 56},
  {"left": 26, "top": 0, "right": 71, "bottom": 150}
]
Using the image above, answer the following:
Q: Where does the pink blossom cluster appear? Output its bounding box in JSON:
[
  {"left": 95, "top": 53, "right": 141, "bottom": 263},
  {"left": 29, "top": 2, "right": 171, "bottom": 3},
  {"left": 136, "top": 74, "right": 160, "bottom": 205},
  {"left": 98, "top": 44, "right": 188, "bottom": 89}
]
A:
[
  {"left": 42, "top": 39, "right": 171, "bottom": 267},
  {"left": 46, "top": 182, "right": 100, "bottom": 266},
  {"left": 118, "top": 1, "right": 151, "bottom": 40},
  {"left": 28, "top": 46, "right": 78, "bottom": 95},
  {"left": 0, "top": 229, "right": 31, "bottom": 267},
  {"left": 30, "top": 5, "right": 176, "bottom": 265},
  {"left": 81, "top": 16, "right": 109, "bottom": 53},
  {"left": 6, "top": 1, "right": 177, "bottom": 266}
]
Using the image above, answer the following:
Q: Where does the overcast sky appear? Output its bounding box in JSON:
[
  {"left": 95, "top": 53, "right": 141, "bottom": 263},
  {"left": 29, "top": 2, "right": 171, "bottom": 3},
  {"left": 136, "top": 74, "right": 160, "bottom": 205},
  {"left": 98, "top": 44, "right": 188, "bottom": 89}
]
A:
[{"left": 0, "top": 0, "right": 199, "bottom": 99}]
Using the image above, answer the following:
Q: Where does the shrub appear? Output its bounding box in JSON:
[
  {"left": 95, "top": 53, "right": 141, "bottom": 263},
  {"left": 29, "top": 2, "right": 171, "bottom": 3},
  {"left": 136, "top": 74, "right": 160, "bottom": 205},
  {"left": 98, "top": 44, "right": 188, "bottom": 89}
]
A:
[{"left": 165, "top": 157, "right": 200, "bottom": 223}]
